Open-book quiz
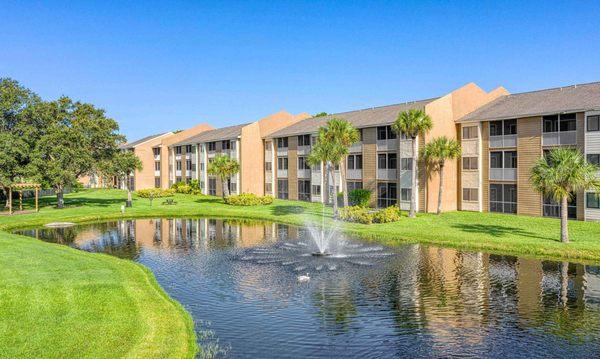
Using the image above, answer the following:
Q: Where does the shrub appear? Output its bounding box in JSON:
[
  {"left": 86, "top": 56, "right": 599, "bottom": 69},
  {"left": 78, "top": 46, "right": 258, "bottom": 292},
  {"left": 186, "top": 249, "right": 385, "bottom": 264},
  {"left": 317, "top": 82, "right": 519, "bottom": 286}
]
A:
[
  {"left": 224, "top": 193, "right": 274, "bottom": 206},
  {"left": 372, "top": 206, "right": 402, "bottom": 223},
  {"left": 170, "top": 180, "right": 202, "bottom": 195},
  {"left": 339, "top": 206, "right": 373, "bottom": 224},
  {"left": 136, "top": 188, "right": 175, "bottom": 198},
  {"left": 349, "top": 189, "right": 371, "bottom": 207}
]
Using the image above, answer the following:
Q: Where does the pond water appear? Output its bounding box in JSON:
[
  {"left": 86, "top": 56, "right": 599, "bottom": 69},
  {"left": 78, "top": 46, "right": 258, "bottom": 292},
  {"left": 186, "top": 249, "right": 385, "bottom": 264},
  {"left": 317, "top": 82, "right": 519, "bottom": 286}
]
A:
[{"left": 17, "top": 218, "right": 600, "bottom": 358}]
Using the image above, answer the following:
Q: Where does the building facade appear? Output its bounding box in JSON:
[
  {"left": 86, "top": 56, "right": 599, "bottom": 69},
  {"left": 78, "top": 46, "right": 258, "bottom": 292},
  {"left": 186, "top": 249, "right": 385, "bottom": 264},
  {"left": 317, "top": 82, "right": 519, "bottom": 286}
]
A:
[
  {"left": 264, "top": 83, "right": 506, "bottom": 212},
  {"left": 457, "top": 82, "right": 600, "bottom": 221}
]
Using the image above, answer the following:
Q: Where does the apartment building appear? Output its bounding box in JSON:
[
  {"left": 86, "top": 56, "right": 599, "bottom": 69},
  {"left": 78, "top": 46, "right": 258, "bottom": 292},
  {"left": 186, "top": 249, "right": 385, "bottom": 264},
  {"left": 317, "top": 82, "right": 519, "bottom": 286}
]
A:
[
  {"left": 264, "top": 83, "right": 506, "bottom": 211},
  {"left": 117, "top": 123, "right": 214, "bottom": 190},
  {"left": 169, "top": 111, "right": 310, "bottom": 196},
  {"left": 457, "top": 82, "right": 600, "bottom": 221}
]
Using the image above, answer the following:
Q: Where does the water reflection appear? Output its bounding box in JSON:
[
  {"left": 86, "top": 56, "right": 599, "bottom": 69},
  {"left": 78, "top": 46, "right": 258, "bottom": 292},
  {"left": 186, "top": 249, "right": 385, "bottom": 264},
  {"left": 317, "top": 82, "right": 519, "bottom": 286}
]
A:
[{"left": 17, "top": 219, "right": 600, "bottom": 358}]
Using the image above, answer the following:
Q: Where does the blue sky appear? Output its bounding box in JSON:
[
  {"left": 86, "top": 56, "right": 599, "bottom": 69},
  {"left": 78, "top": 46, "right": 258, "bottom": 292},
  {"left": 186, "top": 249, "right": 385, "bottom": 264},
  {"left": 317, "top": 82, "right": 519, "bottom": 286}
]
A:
[{"left": 1, "top": 1, "right": 599, "bottom": 140}]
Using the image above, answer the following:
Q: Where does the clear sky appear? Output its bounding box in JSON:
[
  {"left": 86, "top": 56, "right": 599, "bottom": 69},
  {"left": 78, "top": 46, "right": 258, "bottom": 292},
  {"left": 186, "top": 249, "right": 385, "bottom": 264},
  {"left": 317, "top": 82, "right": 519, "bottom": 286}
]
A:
[{"left": 2, "top": 0, "right": 599, "bottom": 141}]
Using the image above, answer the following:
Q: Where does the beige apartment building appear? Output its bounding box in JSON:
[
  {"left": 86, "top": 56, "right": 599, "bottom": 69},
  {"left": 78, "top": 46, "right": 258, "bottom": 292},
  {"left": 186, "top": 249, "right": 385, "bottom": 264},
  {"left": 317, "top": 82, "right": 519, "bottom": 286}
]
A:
[
  {"left": 457, "top": 82, "right": 600, "bottom": 221},
  {"left": 117, "top": 123, "right": 214, "bottom": 190},
  {"left": 263, "top": 83, "right": 506, "bottom": 212},
  {"left": 168, "top": 111, "right": 310, "bottom": 196}
]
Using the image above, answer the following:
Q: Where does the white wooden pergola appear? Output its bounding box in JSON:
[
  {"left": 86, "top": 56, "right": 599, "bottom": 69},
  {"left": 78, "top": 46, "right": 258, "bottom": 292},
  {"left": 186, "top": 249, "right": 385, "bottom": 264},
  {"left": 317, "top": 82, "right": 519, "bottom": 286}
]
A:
[{"left": 6, "top": 183, "right": 41, "bottom": 215}]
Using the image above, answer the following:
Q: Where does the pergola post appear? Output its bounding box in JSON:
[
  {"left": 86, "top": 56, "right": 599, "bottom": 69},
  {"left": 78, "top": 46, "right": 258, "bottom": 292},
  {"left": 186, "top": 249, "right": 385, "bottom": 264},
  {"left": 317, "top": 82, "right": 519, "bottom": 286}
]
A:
[
  {"left": 35, "top": 187, "right": 39, "bottom": 212},
  {"left": 19, "top": 191, "right": 23, "bottom": 211}
]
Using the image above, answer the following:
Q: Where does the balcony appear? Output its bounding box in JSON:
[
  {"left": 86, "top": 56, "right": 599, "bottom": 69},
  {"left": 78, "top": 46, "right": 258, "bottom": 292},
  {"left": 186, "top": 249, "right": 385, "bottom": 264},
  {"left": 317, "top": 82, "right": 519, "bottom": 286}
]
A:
[
  {"left": 154, "top": 170, "right": 160, "bottom": 177},
  {"left": 347, "top": 169, "right": 362, "bottom": 180},
  {"left": 490, "top": 168, "right": 517, "bottom": 181},
  {"left": 542, "top": 131, "right": 577, "bottom": 146},
  {"left": 277, "top": 147, "right": 288, "bottom": 156},
  {"left": 297, "top": 169, "right": 311, "bottom": 178},
  {"left": 399, "top": 170, "right": 412, "bottom": 188},
  {"left": 298, "top": 145, "right": 311, "bottom": 155},
  {"left": 377, "top": 169, "right": 397, "bottom": 180},
  {"left": 277, "top": 169, "right": 288, "bottom": 178},
  {"left": 349, "top": 142, "right": 362, "bottom": 153},
  {"left": 175, "top": 170, "right": 182, "bottom": 176},
  {"left": 154, "top": 154, "right": 161, "bottom": 161},
  {"left": 377, "top": 139, "right": 398, "bottom": 151},
  {"left": 489, "top": 134, "right": 517, "bottom": 148}
]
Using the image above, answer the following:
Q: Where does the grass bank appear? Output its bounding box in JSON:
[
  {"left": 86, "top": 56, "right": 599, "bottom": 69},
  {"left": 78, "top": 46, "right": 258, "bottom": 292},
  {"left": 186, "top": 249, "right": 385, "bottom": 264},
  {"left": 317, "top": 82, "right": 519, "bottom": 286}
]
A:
[{"left": 2, "top": 189, "right": 600, "bottom": 264}]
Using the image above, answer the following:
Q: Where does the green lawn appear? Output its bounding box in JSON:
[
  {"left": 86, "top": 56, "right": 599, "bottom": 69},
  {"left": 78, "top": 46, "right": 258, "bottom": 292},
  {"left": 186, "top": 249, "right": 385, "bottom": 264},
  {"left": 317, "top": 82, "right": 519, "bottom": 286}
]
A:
[{"left": 1, "top": 188, "right": 600, "bottom": 357}]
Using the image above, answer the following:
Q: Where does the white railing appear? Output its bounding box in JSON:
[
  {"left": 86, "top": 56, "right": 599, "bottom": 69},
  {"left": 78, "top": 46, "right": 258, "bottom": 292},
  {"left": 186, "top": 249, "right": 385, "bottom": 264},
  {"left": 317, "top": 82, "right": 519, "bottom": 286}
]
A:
[
  {"left": 377, "top": 139, "right": 398, "bottom": 151},
  {"left": 349, "top": 142, "right": 362, "bottom": 153},
  {"left": 347, "top": 169, "right": 362, "bottom": 180},
  {"left": 297, "top": 145, "right": 311, "bottom": 155},
  {"left": 277, "top": 169, "right": 288, "bottom": 178},
  {"left": 542, "top": 131, "right": 576, "bottom": 146},
  {"left": 490, "top": 168, "right": 517, "bottom": 181},
  {"left": 489, "top": 134, "right": 517, "bottom": 148},
  {"left": 377, "top": 169, "right": 397, "bottom": 180},
  {"left": 297, "top": 169, "right": 311, "bottom": 178}
]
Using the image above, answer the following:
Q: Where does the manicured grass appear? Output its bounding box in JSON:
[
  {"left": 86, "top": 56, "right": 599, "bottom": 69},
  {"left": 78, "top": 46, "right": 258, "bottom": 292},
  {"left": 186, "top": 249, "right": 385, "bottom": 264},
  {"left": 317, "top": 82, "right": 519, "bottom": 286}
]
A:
[
  {"left": 1, "top": 189, "right": 600, "bottom": 357},
  {"left": 2, "top": 189, "right": 600, "bottom": 264}
]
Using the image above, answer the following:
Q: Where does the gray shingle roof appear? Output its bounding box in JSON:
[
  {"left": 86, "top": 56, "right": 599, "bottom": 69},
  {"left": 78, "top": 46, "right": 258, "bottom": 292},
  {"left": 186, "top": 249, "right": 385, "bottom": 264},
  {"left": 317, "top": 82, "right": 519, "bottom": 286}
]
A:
[
  {"left": 175, "top": 123, "right": 250, "bottom": 145},
  {"left": 119, "top": 133, "right": 169, "bottom": 149},
  {"left": 460, "top": 82, "right": 600, "bottom": 122},
  {"left": 267, "top": 98, "right": 437, "bottom": 138}
]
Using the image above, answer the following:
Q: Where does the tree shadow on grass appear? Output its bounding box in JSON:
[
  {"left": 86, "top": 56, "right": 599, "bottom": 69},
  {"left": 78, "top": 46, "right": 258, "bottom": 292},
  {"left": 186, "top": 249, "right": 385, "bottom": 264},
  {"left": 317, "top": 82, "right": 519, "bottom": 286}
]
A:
[
  {"left": 193, "top": 197, "right": 225, "bottom": 204},
  {"left": 451, "top": 223, "right": 557, "bottom": 242},
  {"left": 271, "top": 205, "right": 306, "bottom": 216}
]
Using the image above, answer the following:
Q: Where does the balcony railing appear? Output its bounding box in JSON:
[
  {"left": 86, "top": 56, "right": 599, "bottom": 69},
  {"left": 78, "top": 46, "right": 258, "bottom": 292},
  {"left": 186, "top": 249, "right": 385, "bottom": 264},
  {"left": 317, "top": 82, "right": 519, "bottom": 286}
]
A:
[
  {"left": 489, "top": 168, "right": 517, "bottom": 181},
  {"left": 347, "top": 169, "right": 362, "bottom": 180},
  {"left": 489, "top": 134, "right": 517, "bottom": 148},
  {"left": 297, "top": 169, "right": 311, "bottom": 178},
  {"left": 297, "top": 145, "right": 311, "bottom": 155},
  {"left": 349, "top": 142, "right": 362, "bottom": 153},
  {"left": 542, "top": 131, "right": 576, "bottom": 146},
  {"left": 376, "top": 139, "right": 398, "bottom": 151},
  {"left": 277, "top": 169, "right": 288, "bottom": 178},
  {"left": 377, "top": 169, "right": 397, "bottom": 180}
]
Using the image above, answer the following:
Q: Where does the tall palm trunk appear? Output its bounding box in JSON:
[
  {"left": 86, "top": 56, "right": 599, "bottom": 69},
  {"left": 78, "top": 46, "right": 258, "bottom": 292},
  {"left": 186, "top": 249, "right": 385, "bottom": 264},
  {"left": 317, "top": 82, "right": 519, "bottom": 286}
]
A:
[
  {"left": 436, "top": 161, "right": 445, "bottom": 215},
  {"left": 561, "top": 195, "right": 569, "bottom": 243},
  {"left": 222, "top": 177, "right": 230, "bottom": 198},
  {"left": 126, "top": 173, "right": 133, "bottom": 207},
  {"left": 341, "top": 157, "right": 348, "bottom": 207},
  {"left": 329, "top": 162, "right": 339, "bottom": 217},
  {"left": 409, "top": 136, "right": 418, "bottom": 218}
]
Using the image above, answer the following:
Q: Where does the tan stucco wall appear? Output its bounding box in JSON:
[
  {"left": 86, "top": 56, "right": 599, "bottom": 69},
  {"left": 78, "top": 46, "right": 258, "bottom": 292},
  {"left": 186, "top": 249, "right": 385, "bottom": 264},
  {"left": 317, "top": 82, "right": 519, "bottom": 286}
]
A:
[{"left": 517, "top": 116, "right": 542, "bottom": 217}]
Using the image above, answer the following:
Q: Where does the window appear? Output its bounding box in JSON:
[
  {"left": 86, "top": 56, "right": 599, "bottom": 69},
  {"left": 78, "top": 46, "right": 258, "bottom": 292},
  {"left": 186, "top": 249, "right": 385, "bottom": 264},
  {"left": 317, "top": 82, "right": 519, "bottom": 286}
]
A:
[
  {"left": 229, "top": 182, "right": 236, "bottom": 194},
  {"left": 587, "top": 154, "right": 600, "bottom": 166},
  {"left": 377, "top": 182, "right": 397, "bottom": 208},
  {"left": 265, "top": 182, "right": 272, "bottom": 193},
  {"left": 400, "top": 158, "right": 413, "bottom": 171},
  {"left": 221, "top": 140, "right": 230, "bottom": 150},
  {"left": 378, "top": 153, "right": 397, "bottom": 169},
  {"left": 401, "top": 188, "right": 411, "bottom": 201},
  {"left": 200, "top": 163, "right": 204, "bottom": 171},
  {"left": 155, "top": 162, "right": 161, "bottom": 171},
  {"left": 462, "top": 188, "right": 478, "bottom": 202},
  {"left": 208, "top": 178, "right": 217, "bottom": 196},
  {"left": 588, "top": 115, "right": 600, "bottom": 132},
  {"left": 490, "top": 151, "right": 517, "bottom": 169},
  {"left": 298, "top": 180, "right": 311, "bottom": 201},
  {"left": 153, "top": 147, "right": 161, "bottom": 156},
  {"left": 462, "top": 157, "right": 478, "bottom": 170},
  {"left": 312, "top": 185, "right": 321, "bottom": 196},
  {"left": 186, "top": 145, "right": 192, "bottom": 153},
  {"left": 176, "top": 161, "right": 182, "bottom": 171},
  {"left": 277, "top": 179, "right": 289, "bottom": 199},
  {"left": 175, "top": 146, "right": 182, "bottom": 155},
  {"left": 277, "top": 137, "right": 288, "bottom": 148},
  {"left": 490, "top": 119, "right": 517, "bottom": 136},
  {"left": 207, "top": 142, "right": 216, "bottom": 151},
  {"left": 462, "top": 126, "right": 478, "bottom": 139},
  {"left": 347, "top": 181, "right": 362, "bottom": 192},
  {"left": 543, "top": 194, "right": 577, "bottom": 218},
  {"left": 186, "top": 160, "right": 193, "bottom": 171},
  {"left": 176, "top": 177, "right": 182, "bottom": 183},
  {"left": 489, "top": 184, "right": 517, "bottom": 214},
  {"left": 298, "top": 157, "right": 310, "bottom": 170},
  {"left": 265, "top": 162, "right": 272, "bottom": 171},
  {"left": 298, "top": 134, "right": 311, "bottom": 146},
  {"left": 377, "top": 125, "right": 397, "bottom": 140},
  {"left": 587, "top": 192, "right": 600, "bottom": 209},
  {"left": 277, "top": 157, "right": 288, "bottom": 170},
  {"left": 154, "top": 177, "right": 161, "bottom": 188},
  {"left": 543, "top": 113, "right": 576, "bottom": 133},
  {"left": 347, "top": 154, "right": 363, "bottom": 170}
]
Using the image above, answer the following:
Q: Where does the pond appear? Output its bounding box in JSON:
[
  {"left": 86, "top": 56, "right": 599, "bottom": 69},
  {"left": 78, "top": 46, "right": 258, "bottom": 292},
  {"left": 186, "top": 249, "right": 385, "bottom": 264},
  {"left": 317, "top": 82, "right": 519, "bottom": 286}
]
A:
[{"left": 17, "top": 218, "right": 600, "bottom": 358}]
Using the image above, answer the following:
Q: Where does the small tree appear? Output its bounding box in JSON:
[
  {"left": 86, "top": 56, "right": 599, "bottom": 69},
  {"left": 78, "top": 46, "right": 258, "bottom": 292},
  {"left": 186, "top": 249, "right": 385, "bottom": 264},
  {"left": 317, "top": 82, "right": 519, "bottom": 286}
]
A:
[
  {"left": 207, "top": 154, "right": 240, "bottom": 198},
  {"left": 322, "top": 118, "right": 360, "bottom": 208},
  {"left": 531, "top": 148, "right": 600, "bottom": 243},
  {"left": 422, "top": 136, "right": 461, "bottom": 214},
  {"left": 391, "top": 109, "right": 433, "bottom": 218},
  {"left": 308, "top": 129, "right": 344, "bottom": 217},
  {"left": 101, "top": 151, "right": 142, "bottom": 207}
]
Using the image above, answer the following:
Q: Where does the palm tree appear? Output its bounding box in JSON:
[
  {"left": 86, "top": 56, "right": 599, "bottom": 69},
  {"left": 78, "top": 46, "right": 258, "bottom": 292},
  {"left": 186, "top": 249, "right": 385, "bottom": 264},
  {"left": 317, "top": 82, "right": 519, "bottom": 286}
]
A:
[
  {"left": 531, "top": 148, "right": 600, "bottom": 243},
  {"left": 308, "top": 129, "right": 344, "bottom": 217},
  {"left": 207, "top": 154, "right": 240, "bottom": 198},
  {"left": 391, "top": 109, "right": 433, "bottom": 218},
  {"left": 322, "top": 118, "right": 360, "bottom": 208},
  {"left": 422, "top": 136, "right": 461, "bottom": 214}
]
